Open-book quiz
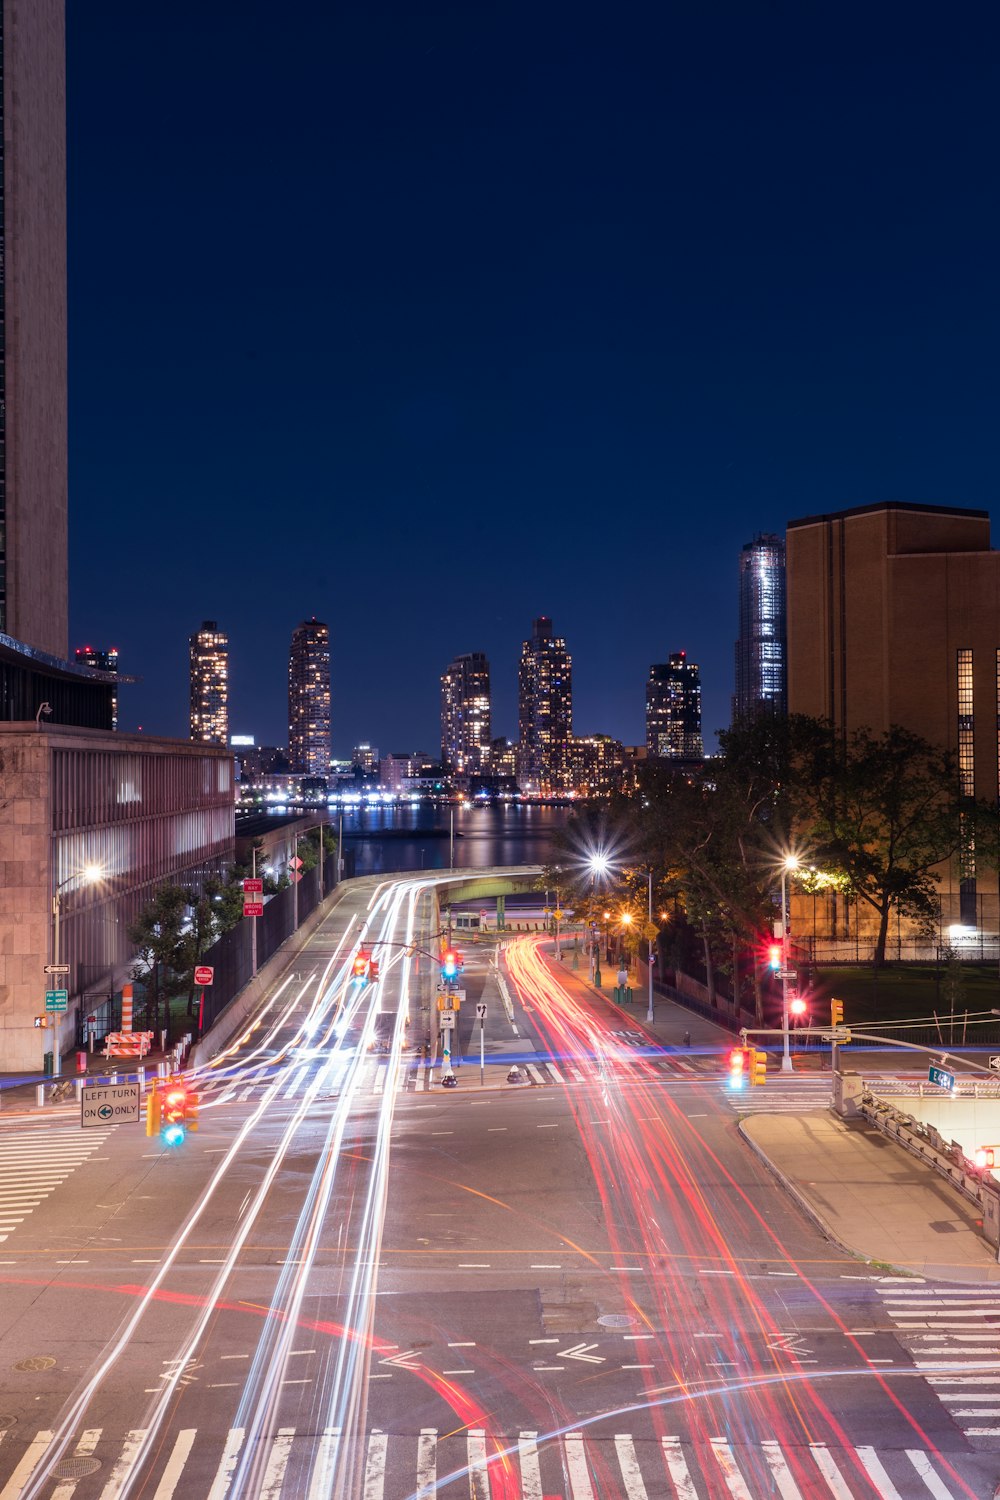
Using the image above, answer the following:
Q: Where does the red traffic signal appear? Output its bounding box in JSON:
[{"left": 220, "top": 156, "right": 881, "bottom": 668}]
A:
[
  {"left": 767, "top": 944, "right": 782, "bottom": 971},
  {"left": 728, "top": 1047, "right": 751, "bottom": 1088},
  {"left": 790, "top": 997, "right": 807, "bottom": 1017},
  {"left": 161, "top": 1080, "right": 189, "bottom": 1146},
  {"left": 442, "top": 949, "right": 458, "bottom": 979},
  {"left": 353, "top": 949, "right": 370, "bottom": 978}
]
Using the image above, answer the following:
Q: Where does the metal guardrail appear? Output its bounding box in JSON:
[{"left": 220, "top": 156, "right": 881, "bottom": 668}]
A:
[
  {"left": 865, "top": 1077, "right": 1000, "bottom": 1099},
  {"left": 858, "top": 1092, "right": 1000, "bottom": 1249}
]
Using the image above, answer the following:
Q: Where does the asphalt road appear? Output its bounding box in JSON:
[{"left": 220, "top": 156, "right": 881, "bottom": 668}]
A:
[{"left": 0, "top": 874, "right": 997, "bottom": 1499}]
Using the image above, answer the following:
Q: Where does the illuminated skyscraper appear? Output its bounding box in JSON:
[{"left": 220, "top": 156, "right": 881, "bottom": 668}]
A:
[
  {"left": 75, "top": 646, "right": 119, "bottom": 730},
  {"left": 517, "top": 617, "right": 573, "bottom": 792},
  {"left": 189, "top": 621, "right": 229, "bottom": 745},
  {"left": 646, "top": 651, "right": 704, "bottom": 759},
  {"left": 733, "top": 533, "right": 787, "bottom": 722},
  {"left": 288, "top": 618, "right": 331, "bottom": 777},
  {"left": 441, "top": 652, "right": 491, "bottom": 773}
]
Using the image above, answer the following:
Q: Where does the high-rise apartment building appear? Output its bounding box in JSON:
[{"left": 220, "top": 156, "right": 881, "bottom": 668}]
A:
[
  {"left": 517, "top": 617, "right": 572, "bottom": 792},
  {"left": 288, "top": 619, "right": 331, "bottom": 777},
  {"left": 0, "top": 2, "right": 68, "bottom": 660},
  {"left": 646, "top": 651, "right": 704, "bottom": 759},
  {"left": 75, "top": 646, "right": 119, "bottom": 730},
  {"left": 189, "top": 621, "right": 229, "bottom": 745},
  {"left": 733, "top": 533, "right": 787, "bottom": 722},
  {"left": 441, "top": 652, "right": 491, "bottom": 773},
  {"left": 787, "top": 501, "right": 1000, "bottom": 932},
  {"left": 352, "top": 743, "right": 379, "bottom": 774}
]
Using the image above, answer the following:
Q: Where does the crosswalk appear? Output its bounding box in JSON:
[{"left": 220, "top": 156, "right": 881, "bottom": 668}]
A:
[
  {"left": 0, "top": 1124, "right": 112, "bottom": 1242},
  {"left": 0, "top": 1423, "right": 971, "bottom": 1499},
  {"left": 877, "top": 1282, "right": 1000, "bottom": 1447},
  {"left": 724, "top": 1077, "right": 833, "bottom": 1113}
]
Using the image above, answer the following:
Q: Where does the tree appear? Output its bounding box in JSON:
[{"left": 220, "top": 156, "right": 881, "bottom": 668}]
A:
[
  {"left": 127, "top": 884, "right": 189, "bottom": 1036},
  {"left": 797, "top": 724, "right": 966, "bottom": 968}
]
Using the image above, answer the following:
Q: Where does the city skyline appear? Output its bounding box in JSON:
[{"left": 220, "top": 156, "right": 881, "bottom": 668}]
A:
[{"left": 64, "top": 3, "right": 1000, "bottom": 754}]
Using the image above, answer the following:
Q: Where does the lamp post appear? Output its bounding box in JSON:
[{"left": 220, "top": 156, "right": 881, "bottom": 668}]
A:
[
  {"left": 51, "top": 864, "right": 103, "bottom": 1074},
  {"left": 588, "top": 853, "right": 610, "bottom": 987},
  {"left": 646, "top": 870, "right": 655, "bottom": 1023},
  {"left": 780, "top": 854, "right": 799, "bottom": 1073},
  {"left": 603, "top": 910, "right": 611, "bottom": 962}
]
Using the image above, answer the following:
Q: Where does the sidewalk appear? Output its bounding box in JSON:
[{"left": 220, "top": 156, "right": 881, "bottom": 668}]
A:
[
  {"left": 544, "top": 942, "right": 1000, "bottom": 1282},
  {"left": 742, "top": 1112, "right": 1000, "bottom": 1282},
  {"left": 0, "top": 1045, "right": 176, "bottom": 1117}
]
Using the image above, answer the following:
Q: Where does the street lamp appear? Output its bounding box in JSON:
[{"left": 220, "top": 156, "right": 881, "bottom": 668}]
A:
[
  {"left": 51, "top": 864, "right": 103, "bottom": 1074},
  {"left": 780, "top": 854, "right": 799, "bottom": 1073},
  {"left": 646, "top": 870, "right": 655, "bottom": 1023},
  {"left": 587, "top": 852, "right": 611, "bottom": 986}
]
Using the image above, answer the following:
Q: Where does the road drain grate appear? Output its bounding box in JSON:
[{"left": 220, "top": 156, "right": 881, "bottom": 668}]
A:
[{"left": 50, "top": 1458, "right": 102, "bottom": 1480}]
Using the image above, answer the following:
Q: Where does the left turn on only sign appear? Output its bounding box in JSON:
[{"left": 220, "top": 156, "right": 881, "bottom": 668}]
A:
[{"left": 81, "top": 1083, "right": 140, "bottom": 1128}]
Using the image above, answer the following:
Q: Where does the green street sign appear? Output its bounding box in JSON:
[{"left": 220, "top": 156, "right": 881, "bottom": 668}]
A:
[{"left": 45, "top": 989, "right": 68, "bottom": 1012}]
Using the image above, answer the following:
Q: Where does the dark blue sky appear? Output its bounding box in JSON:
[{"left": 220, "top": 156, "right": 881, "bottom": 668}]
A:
[{"left": 67, "top": 1, "right": 1000, "bottom": 754}]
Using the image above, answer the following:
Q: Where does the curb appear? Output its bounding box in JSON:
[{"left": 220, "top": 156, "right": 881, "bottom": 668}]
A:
[{"left": 736, "top": 1114, "right": 907, "bottom": 1274}]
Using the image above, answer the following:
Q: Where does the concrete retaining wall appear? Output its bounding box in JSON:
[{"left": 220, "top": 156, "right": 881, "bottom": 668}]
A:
[{"left": 189, "top": 883, "right": 349, "bottom": 1069}]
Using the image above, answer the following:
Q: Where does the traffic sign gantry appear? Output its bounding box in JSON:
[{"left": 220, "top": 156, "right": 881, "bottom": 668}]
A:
[{"left": 928, "top": 1064, "right": 956, "bottom": 1090}]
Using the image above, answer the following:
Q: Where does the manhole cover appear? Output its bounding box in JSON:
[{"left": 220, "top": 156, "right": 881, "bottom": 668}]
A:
[
  {"left": 598, "top": 1314, "right": 637, "bottom": 1329},
  {"left": 14, "top": 1356, "right": 56, "bottom": 1372},
  {"left": 50, "top": 1457, "right": 102, "bottom": 1480}
]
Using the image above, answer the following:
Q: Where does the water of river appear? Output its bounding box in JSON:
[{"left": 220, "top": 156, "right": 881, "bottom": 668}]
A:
[{"left": 336, "top": 802, "right": 572, "bottom": 877}]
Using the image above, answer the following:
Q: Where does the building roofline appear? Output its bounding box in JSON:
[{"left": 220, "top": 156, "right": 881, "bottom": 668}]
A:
[
  {"left": 787, "top": 500, "right": 990, "bottom": 531},
  {"left": 0, "top": 632, "right": 137, "bottom": 683}
]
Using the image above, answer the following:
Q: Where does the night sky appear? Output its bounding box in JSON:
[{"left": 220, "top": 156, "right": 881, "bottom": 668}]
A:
[{"left": 67, "top": 1, "right": 1000, "bottom": 755}]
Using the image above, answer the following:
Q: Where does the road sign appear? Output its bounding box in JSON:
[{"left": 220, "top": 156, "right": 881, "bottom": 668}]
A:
[
  {"left": 476, "top": 1002, "right": 487, "bottom": 1020},
  {"left": 193, "top": 966, "right": 214, "bottom": 986},
  {"left": 928, "top": 1064, "right": 956, "bottom": 1090},
  {"left": 990, "top": 1056, "right": 1000, "bottom": 1072},
  {"left": 243, "top": 878, "right": 263, "bottom": 893},
  {"left": 81, "top": 1083, "right": 140, "bottom": 1128},
  {"left": 43, "top": 963, "right": 70, "bottom": 975},
  {"left": 45, "top": 989, "right": 68, "bottom": 1012},
  {"left": 777, "top": 969, "right": 797, "bottom": 980},
  {"left": 440, "top": 1011, "right": 456, "bottom": 1030}
]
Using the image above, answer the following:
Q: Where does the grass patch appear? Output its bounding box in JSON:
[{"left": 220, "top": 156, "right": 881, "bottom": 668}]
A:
[{"left": 811, "top": 963, "right": 1000, "bottom": 1028}]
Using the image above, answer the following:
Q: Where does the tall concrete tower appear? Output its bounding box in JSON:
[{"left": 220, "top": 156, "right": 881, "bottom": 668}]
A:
[{"left": 288, "top": 619, "right": 331, "bottom": 777}]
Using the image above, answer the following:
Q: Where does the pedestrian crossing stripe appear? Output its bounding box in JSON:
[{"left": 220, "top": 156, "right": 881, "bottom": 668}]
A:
[
  {"left": 0, "top": 1424, "right": 969, "bottom": 1499},
  {"left": 0, "top": 1127, "right": 113, "bottom": 1242},
  {"left": 877, "top": 1285, "right": 1000, "bottom": 1447}
]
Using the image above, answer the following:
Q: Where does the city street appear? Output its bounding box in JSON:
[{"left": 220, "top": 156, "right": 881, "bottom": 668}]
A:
[{"left": 0, "top": 876, "right": 997, "bottom": 1498}]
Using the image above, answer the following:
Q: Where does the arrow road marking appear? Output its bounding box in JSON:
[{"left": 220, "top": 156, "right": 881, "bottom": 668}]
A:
[
  {"left": 556, "top": 1342, "right": 605, "bottom": 1364},
  {"left": 378, "top": 1348, "right": 422, "bottom": 1369},
  {"left": 766, "top": 1334, "right": 812, "bottom": 1356}
]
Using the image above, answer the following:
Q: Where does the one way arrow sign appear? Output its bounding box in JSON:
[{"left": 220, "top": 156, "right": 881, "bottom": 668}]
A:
[{"left": 557, "top": 1342, "right": 604, "bottom": 1364}]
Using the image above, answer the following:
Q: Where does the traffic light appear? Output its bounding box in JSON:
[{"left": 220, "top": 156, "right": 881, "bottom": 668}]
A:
[
  {"left": 186, "top": 1087, "right": 200, "bottom": 1133},
  {"left": 368, "top": 958, "right": 380, "bottom": 980},
  {"left": 751, "top": 1048, "right": 767, "bottom": 1086},
  {"left": 353, "top": 949, "right": 370, "bottom": 979},
  {"left": 790, "top": 997, "right": 807, "bottom": 1018},
  {"left": 442, "top": 949, "right": 458, "bottom": 980},
  {"left": 146, "top": 1082, "right": 161, "bottom": 1137},
  {"left": 830, "top": 998, "right": 844, "bottom": 1026},
  {"left": 767, "top": 944, "right": 782, "bottom": 971},
  {"left": 975, "top": 1146, "right": 996, "bottom": 1170},
  {"left": 728, "top": 1046, "right": 750, "bottom": 1089},
  {"left": 160, "top": 1079, "right": 190, "bottom": 1146}
]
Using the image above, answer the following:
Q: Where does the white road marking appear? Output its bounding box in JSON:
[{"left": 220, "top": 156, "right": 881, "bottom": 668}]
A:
[
  {"left": 906, "top": 1450, "right": 955, "bottom": 1499},
  {"left": 517, "top": 1432, "right": 544, "bottom": 1500},
  {"left": 307, "top": 1428, "right": 340, "bottom": 1500},
  {"left": 207, "top": 1428, "right": 245, "bottom": 1500},
  {"left": 151, "top": 1430, "right": 197, "bottom": 1500},
  {"left": 661, "top": 1437, "right": 700, "bottom": 1499},
  {"left": 415, "top": 1430, "right": 436, "bottom": 1498},
  {"left": 808, "top": 1445, "right": 854, "bottom": 1500},
  {"left": 709, "top": 1439, "right": 754, "bottom": 1500},
  {"left": 49, "top": 1428, "right": 102, "bottom": 1500},
  {"left": 614, "top": 1434, "right": 649, "bottom": 1498},
  {"left": 0, "top": 1429, "right": 54, "bottom": 1500},
  {"left": 98, "top": 1429, "right": 147, "bottom": 1500},
  {"left": 564, "top": 1432, "right": 596, "bottom": 1499},
  {"left": 761, "top": 1440, "right": 805, "bottom": 1499},
  {"left": 362, "top": 1430, "right": 387, "bottom": 1500},
  {"left": 856, "top": 1446, "right": 904, "bottom": 1500},
  {"left": 466, "top": 1429, "right": 490, "bottom": 1500},
  {"left": 259, "top": 1427, "right": 295, "bottom": 1500}
]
